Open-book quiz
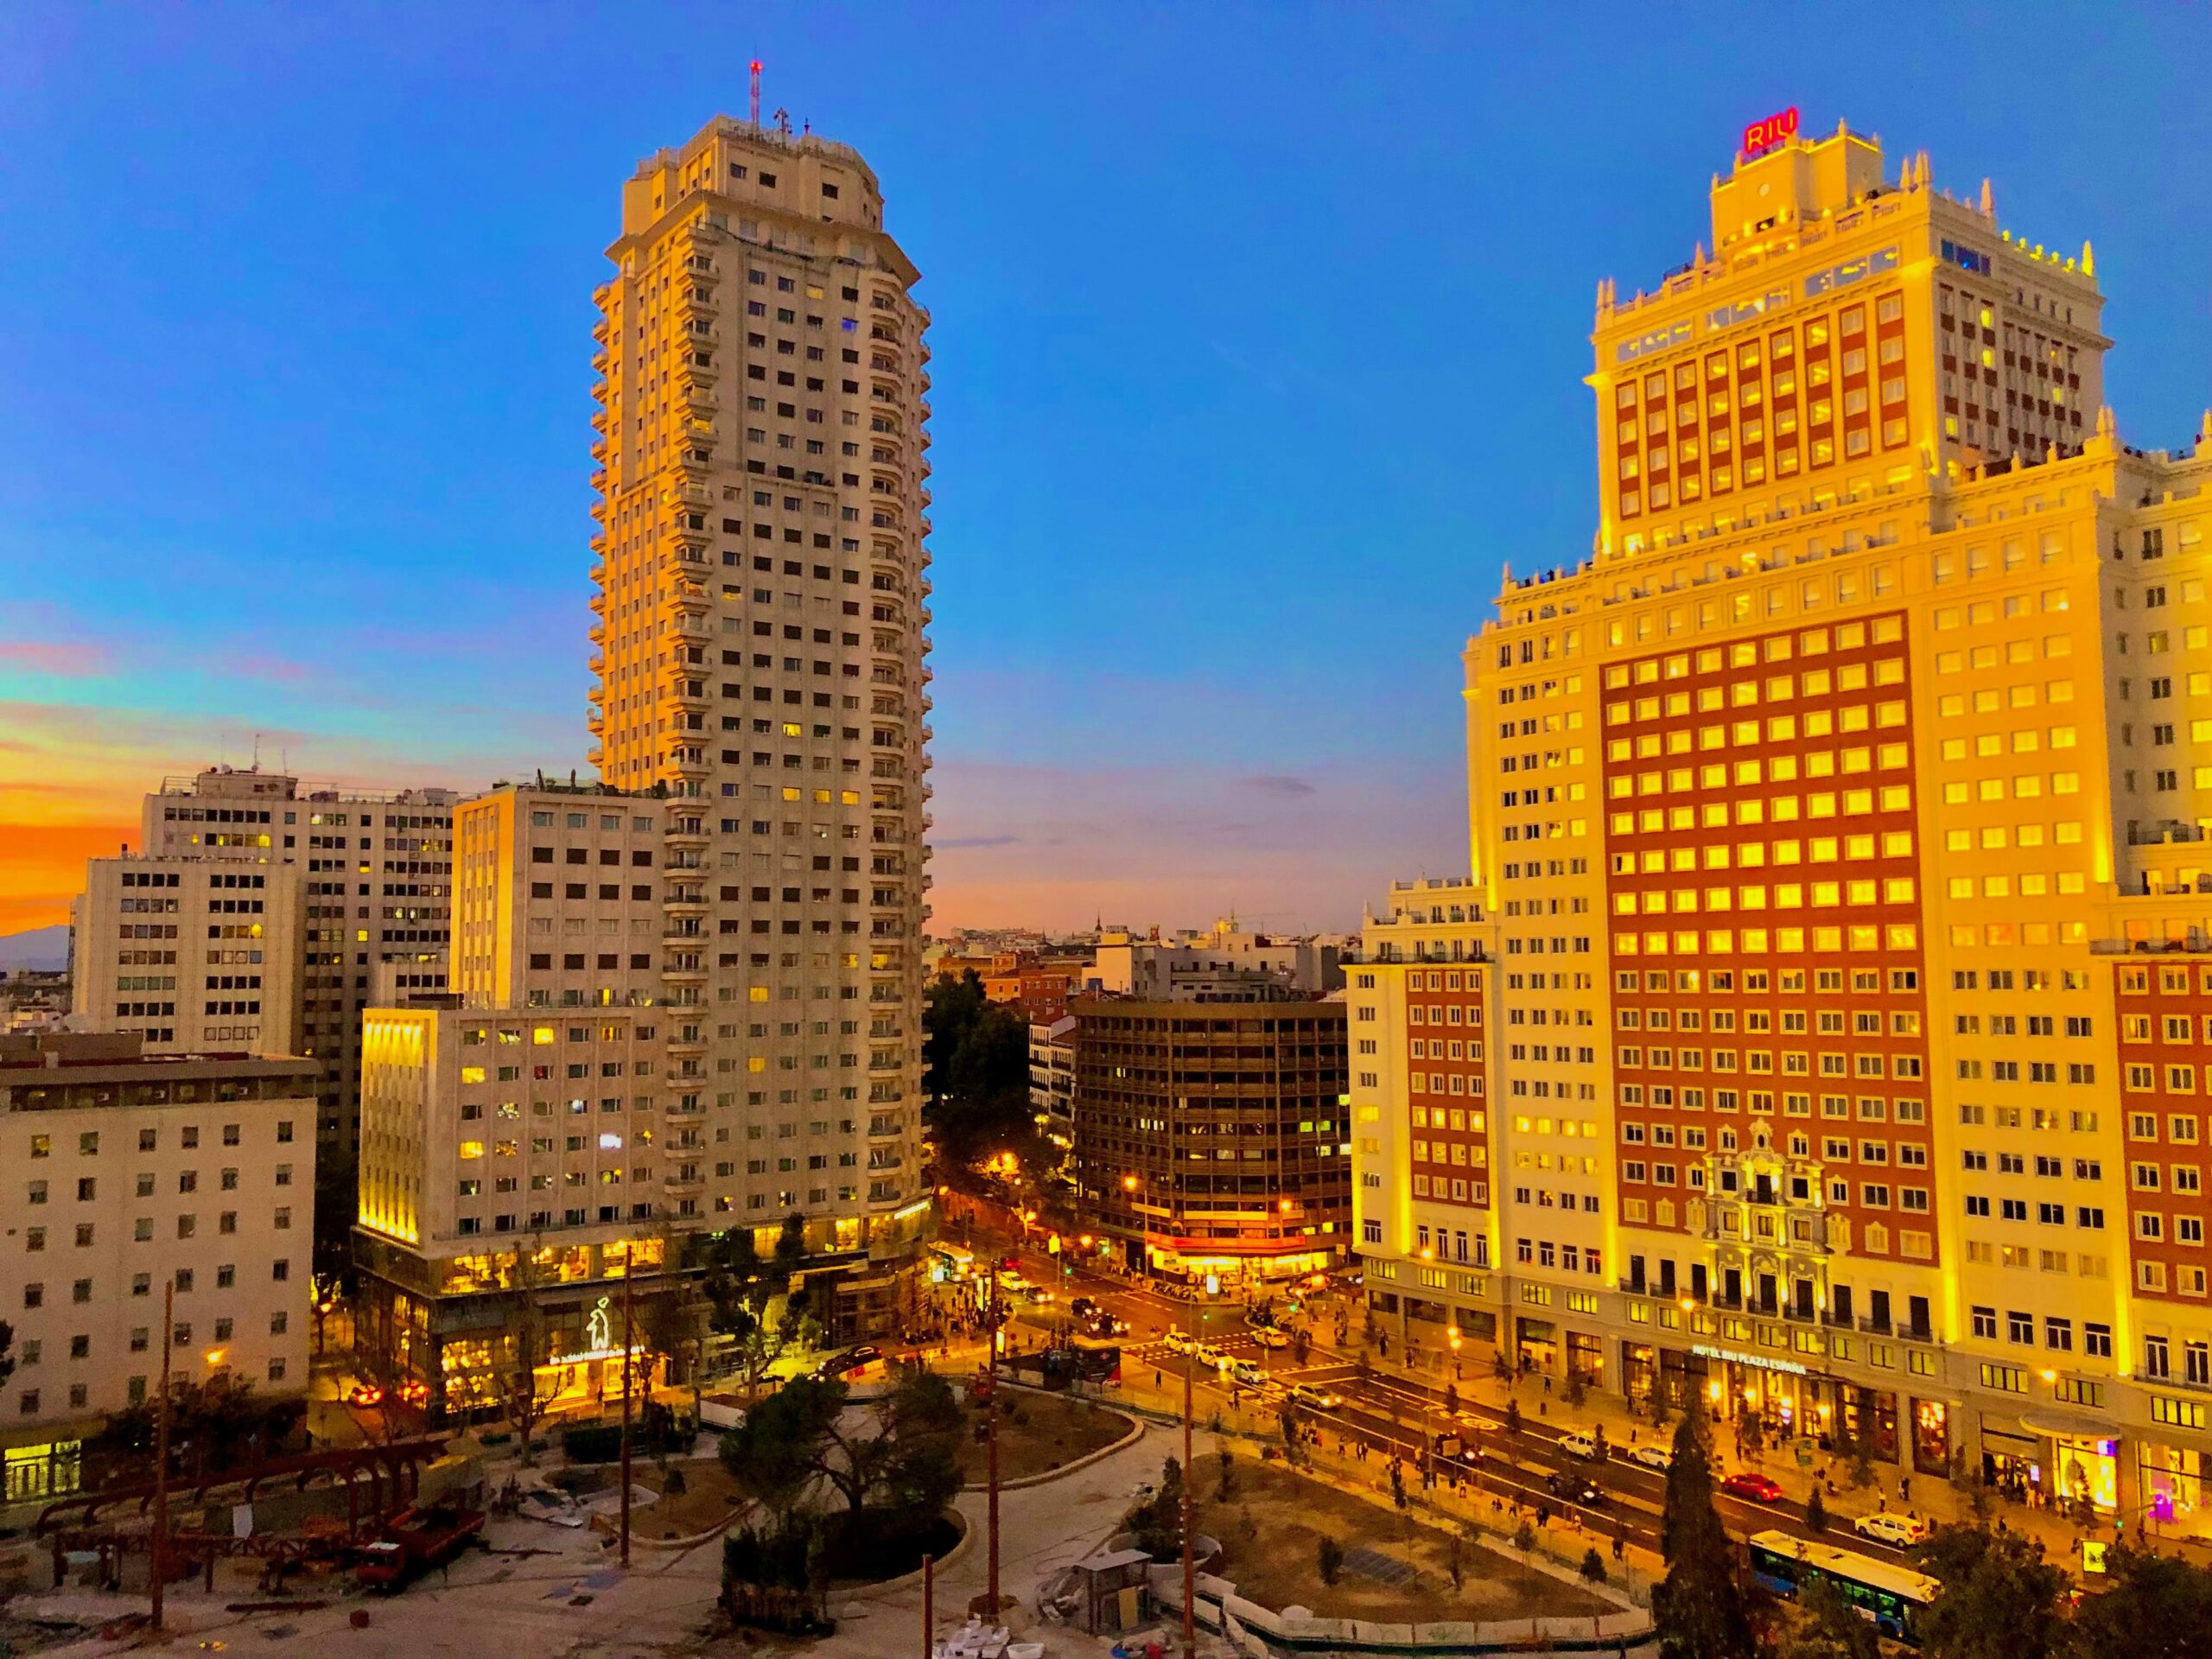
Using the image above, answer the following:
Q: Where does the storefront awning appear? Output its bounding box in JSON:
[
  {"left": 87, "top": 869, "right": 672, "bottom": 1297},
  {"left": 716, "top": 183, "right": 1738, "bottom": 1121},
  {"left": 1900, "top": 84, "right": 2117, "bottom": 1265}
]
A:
[{"left": 2021, "top": 1408, "right": 2120, "bottom": 1441}]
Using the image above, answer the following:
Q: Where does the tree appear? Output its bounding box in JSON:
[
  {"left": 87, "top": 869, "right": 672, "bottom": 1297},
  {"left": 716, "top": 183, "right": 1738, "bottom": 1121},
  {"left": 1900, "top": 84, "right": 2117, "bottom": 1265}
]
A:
[
  {"left": 721, "top": 1376, "right": 841, "bottom": 1518},
  {"left": 1443, "top": 1382, "right": 1460, "bottom": 1417},
  {"left": 1804, "top": 1485, "right": 1828, "bottom": 1533},
  {"left": 1317, "top": 1535, "right": 1344, "bottom": 1586},
  {"left": 1217, "top": 1442, "right": 1236, "bottom": 1501},
  {"left": 1276, "top": 1400, "right": 1306, "bottom": 1468},
  {"left": 1446, "top": 1529, "right": 1466, "bottom": 1592},
  {"left": 1124, "top": 1457, "right": 1185, "bottom": 1559},
  {"left": 1580, "top": 1547, "right": 1609, "bottom": 1586},
  {"left": 1493, "top": 1349, "right": 1514, "bottom": 1384},
  {"left": 721, "top": 1371, "right": 961, "bottom": 1526},
  {"left": 923, "top": 973, "right": 1044, "bottom": 1179},
  {"left": 1514, "top": 1518, "right": 1538, "bottom": 1554},
  {"left": 1592, "top": 1422, "right": 1611, "bottom": 1466},
  {"left": 704, "top": 1214, "right": 811, "bottom": 1395},
  {"left": 1779, "top": 1574, "right": 1879, "bottom": 1659},
  {"left": 1653, "top": 1403, "right": 1755, "bottom": 1659},
  {"left": 2063, "top": 1545, "right": 2212, "bottom": 1659},
  {"left": 1290, "top": 1327, "right": 1312, "bottom": 1366},
  {"left": 1504, "top": 1397, "right": 1523, "bottom": 1439},
  {"left": 1741, "top": 1407, "right": 1766, "bottom": 1458},
  {"left": 498, "top": 1241, "right": 557, "bottom": 1463},
  {"left": 1910, "top": 1522, "right": 2069, "bottom": 1659},
  {"left": 636, "top": 1219, "right": 709, "bottom": 1423},
  {"left": 1564, "top": 1370, "right": 1588, "bottom": 1409},
  {"left": 1388, "top": 1459, "right": 1408, "bottom": 1510}
]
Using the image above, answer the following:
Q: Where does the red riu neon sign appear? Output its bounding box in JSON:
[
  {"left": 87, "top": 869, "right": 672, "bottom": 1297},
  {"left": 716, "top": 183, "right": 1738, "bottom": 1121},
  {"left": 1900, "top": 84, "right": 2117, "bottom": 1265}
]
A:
[{"left": 1742, "top": 106, "right": 1799, "bottom": 156}]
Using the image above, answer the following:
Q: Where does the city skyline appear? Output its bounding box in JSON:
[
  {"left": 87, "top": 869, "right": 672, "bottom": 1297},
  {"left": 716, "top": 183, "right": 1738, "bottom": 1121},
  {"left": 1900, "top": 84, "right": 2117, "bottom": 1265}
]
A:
[{"left": 3, "top": 5, "right": 2208, "bottom": 940}]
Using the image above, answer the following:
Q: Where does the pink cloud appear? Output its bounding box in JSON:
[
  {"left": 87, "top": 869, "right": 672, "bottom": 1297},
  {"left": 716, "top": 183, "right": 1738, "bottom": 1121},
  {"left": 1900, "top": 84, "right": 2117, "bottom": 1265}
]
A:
[{"left": 0, "top": 639, "right": 108, "bottom": 676}]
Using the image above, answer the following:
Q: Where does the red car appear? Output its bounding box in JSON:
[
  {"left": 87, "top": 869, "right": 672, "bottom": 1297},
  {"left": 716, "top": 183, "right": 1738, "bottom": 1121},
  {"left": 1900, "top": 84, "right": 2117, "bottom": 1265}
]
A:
[{"left": 1719, "top": 1471, "right": 1786, "bottom": 1504}]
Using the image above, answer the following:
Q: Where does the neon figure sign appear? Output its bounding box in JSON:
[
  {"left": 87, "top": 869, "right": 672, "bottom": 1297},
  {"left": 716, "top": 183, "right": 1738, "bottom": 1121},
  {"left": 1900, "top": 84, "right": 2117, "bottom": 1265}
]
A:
[{"left": 1742, "top": 107, "right": 1800, "bottom": 156}]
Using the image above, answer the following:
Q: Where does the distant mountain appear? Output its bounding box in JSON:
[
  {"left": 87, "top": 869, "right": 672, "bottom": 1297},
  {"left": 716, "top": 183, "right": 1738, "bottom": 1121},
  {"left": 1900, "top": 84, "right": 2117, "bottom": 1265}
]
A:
[{"left": 0, "top": 925, "right": 68, "bottom": 972}]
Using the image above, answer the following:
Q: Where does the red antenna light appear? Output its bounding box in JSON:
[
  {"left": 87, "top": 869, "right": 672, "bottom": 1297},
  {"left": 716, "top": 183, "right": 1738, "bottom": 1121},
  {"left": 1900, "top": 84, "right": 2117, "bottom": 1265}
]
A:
[{"left": 750, "top": 60, "right": 762, "bottom": 126}]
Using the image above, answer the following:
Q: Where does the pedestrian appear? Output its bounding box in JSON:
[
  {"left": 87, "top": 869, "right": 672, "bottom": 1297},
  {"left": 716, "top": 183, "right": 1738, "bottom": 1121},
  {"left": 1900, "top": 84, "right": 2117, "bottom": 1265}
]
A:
[
  {"left": 1900, "top": 1476, "right": 1911, "bottom": 1503},
  {"left": 1543, "top": 1374, "right": 1554, "bottom": 1395}
]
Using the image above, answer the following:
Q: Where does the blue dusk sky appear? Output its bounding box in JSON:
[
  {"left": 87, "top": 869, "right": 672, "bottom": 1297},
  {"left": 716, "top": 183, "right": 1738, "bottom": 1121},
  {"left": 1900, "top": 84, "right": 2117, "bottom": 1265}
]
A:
[{"left": 0, "top": 3, "right": 2204, "bottom": 936}]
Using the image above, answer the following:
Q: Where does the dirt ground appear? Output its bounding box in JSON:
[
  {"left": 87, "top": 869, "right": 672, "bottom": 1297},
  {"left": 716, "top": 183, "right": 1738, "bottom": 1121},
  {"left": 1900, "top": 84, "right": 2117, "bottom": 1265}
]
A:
[
  {"left": 957, "top": 1390, "right": 1132, "bottom": 1484},
  {"left": 634, "top": 1456, "right": 751, "bottom": 1539},
  {"left": 1189, "top": 1452, "right": 1609, "bottom": 1624}
]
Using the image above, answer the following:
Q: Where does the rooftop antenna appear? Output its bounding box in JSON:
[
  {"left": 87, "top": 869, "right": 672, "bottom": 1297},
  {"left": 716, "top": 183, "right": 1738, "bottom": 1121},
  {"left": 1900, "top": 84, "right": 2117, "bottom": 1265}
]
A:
[
  {"left": 251, "top": 732, "right": 262, "bottom": 771},
  {"left": 774, "top": 105, "right": 791, "bottom": 139},
  {"left": 749, "top": 60, "right": 762, "bottom": 127}
]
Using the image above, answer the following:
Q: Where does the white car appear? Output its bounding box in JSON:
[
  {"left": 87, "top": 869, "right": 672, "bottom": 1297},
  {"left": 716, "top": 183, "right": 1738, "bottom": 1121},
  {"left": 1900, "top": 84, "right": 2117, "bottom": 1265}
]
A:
[
  {"left": 1290, "top": 1384, "right": 1343, "bottom": 1412},
  {"left": 1249, "top": 1326, "right": 1290, "bottom": 1350},
  {"left": 1230, "top": 1360, "right": 1269, "bottom": 1389},
  {"left": 1853, "top": 1510, "right": 1929, "bottom": 1547},
  {"left": 1161, "top": 1330, "right": 1195, "bottom": 1355},
  {"left": 1554, "top": 1429, "right": 1600, "bottom": 1460},
  {"left": 1193, "top": 1344, "right": 1230, "bottom": 1370},
  {"left": 1625, "top": 1443, "right": 1673, "bottom": 1472}
]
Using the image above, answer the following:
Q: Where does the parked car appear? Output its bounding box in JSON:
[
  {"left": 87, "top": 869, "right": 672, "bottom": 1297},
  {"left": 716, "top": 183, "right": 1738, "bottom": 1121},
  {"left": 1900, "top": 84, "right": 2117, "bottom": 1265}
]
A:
[
  {"left": 1290, "top": 1384, "right": 1344, "bottom": 1412},
  {"left": 1230, "top": 1360, "right": 1269, "bottom": 1389},
  {"left": 1853, "top": 1510, "right": 1929, "bottom": 1546},
  {"left": 1719, "top": 1471, "right": 1787, "bottom": 1504},
  {"left": 1554, "top": 1429, "right": 1600, "bottom": 1460},
  {"left": 1544, "top": 1471, "right": 1610, "bottom": 1509},
  {"left": 1249, "top": 1325, "right": 1290, "bottom": 1350},
  {"left": 1625, "top": 1442, "right": 1673, "bottom": 1472},
  {"left": 1161, "top": 1330, "right": 1195, "bottom": 1355}
]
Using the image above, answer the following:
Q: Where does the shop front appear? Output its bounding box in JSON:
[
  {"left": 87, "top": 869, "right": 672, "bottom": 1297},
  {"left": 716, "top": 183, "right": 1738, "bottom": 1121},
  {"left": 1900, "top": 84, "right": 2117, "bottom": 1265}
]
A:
[
  {"left": 2139, "top": 1440, "right": 2212, "bottom": 1539},
  {"left": 1515, "top": 1316, "right": 1558, "bottom": 1376},
  {"left": 1566, "top": 1330, "right": 1605, "bottom": 1389},
  {"left": 2019, "top": 1409, "right": 2119, "bottom": 1516},
  {"left": 1910, "top": 1396, "right": 1953, "bottom": 1478}
]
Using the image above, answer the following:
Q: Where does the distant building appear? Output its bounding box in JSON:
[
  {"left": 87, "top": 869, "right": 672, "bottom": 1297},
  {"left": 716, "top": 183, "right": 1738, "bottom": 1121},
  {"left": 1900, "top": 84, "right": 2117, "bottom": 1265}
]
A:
[
  {"left": 1090, "top": 919, "right": 1346, "bottom": 1001},
  {"left": 0, "top": 1033, "right": 317, "bottom": 1503},
  {"left": 1074, "top": 999, "right": 1350, "bottom": 1287}
]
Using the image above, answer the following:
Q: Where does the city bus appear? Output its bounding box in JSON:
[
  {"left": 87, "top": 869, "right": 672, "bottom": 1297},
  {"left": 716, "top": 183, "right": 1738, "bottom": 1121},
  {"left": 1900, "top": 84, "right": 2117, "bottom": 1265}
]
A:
[
  {"left": 1748, "top": 1530, "right": 1940, "bottom": 1644},
  {"left": 929, "top": 1243, "right": 977, "bottom": 1282}
]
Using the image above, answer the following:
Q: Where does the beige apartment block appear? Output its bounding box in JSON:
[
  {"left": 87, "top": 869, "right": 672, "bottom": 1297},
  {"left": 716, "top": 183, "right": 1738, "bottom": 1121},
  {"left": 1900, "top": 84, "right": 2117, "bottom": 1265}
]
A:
[
  {"left": 73, "top": 855, "right": 304, "bottom": 1057},
  {"left": 82, "top": 766, "right": 458, "bottom": 1155},
  {"left": 585, "top": 122, "right": 931, "bottom": 1262},
  {"left": 0, "top": 1034, "right": 316, "bottom": 1506},
  {"left": 1353, "top": 121, "right": 2212, "bottom": 1529}
]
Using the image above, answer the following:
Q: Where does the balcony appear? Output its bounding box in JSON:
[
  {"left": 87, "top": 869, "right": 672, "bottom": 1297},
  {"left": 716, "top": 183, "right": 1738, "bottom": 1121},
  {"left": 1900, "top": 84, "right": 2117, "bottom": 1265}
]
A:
[{"left": 1858, "top": 1315, "right": 1893, "bottom": 1336}]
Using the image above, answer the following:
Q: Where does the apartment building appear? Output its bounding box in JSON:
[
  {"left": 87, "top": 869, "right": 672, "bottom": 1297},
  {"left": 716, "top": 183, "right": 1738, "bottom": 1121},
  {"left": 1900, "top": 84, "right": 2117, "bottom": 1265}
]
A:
[
  {"left": 1077, "top": 999, "right": 1352, "bottom": 1286},
  {"left": 0, "top": 1033, "right": 315, "bottom": 1506},
  {"left": 583, "top": 111, "right": 931, "bottom": 1294},
  {"left": 1353, "top": 118, "right": 2212, "bottom": 1528},
  {"left": 1029, "top": 1011, "right": 1077, "bottom": 1155},
  {"left": 75, "top": 766, "right": 456, "bottom": 1155},
  {"left": 73, "top": 856, "right": 304, "bottom": 1056}
]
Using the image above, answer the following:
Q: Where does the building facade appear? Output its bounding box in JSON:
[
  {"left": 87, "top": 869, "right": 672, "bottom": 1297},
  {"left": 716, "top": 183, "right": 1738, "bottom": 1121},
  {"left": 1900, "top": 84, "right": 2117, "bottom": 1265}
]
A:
[
  {"left": 0, "top": 1034, "right": 315, "bottom": 1505},
  {"left": 73, "top": 766, "right": 456, "bottom": 1156},
  {"left": 353, "top": 781, "right": 924, "bottom": 1414},
  {"left": 1077, "top": 1000, "right": 1352, "bottom": 1286},
  {"left": 73, "top": 856, "right": 305, "bottom": 1058},
  {"left": 1029, "top": 1011, "right": 1077, "bottom": 1158},
  {"left": 1353, "top": 120, "right": 2212, "bottom": 1528},
  {"left": 1091, "top": 922, "right": 1347, "bottom": 1001},
  {"left": 584, "top": 111, "right": 930, "bottom": 1266}
]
